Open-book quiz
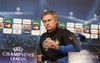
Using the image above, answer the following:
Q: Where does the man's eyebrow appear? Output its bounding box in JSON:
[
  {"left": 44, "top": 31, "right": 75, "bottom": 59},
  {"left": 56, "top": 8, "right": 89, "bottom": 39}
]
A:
[
  {"left": 48, "top": 19, "right": 52, "bottom": 21},
  {"left": 43, "top": 19, "right": 51, "bottom": 22}
]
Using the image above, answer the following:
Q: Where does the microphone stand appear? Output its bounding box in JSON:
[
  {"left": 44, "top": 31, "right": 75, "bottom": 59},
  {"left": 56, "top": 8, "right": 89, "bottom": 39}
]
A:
[
  {"left": 84, "top": 40, "right": 100, "bottom": 54},
  {"left": 76, "top": 33, "right": 100, "bottom": 54}
]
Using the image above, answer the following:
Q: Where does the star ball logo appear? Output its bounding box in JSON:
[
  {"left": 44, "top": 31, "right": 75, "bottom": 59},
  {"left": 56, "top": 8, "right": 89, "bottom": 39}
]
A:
[
  {"left": 12, "top": 47, "right": 24, "bottom": 52},
  {"left": 2, "top": 47, "right": 35, "bottom": 61}
]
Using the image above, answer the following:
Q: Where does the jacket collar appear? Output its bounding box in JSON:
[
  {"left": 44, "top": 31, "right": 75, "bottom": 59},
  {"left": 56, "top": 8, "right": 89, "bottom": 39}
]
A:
[{"left": 47, "top": 27, "right": 58, "bottom": 36}]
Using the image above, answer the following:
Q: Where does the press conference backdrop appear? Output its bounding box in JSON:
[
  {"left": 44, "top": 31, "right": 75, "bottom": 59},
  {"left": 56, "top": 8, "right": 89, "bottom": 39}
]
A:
[{"left": 0, "top": 0, "right": 100, "bottom": 63}]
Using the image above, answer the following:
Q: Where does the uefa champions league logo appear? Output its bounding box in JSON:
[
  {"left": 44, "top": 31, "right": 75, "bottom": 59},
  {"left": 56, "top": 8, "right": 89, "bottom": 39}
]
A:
[
  {"left": 12, "top": 46, "right": 24, "bottom": 52},
  {"left": 2, "top": 46, "right": 35, "bottom": 61},
  {"left": 69, "top": 50, "right": 99, "bottom": 63}
]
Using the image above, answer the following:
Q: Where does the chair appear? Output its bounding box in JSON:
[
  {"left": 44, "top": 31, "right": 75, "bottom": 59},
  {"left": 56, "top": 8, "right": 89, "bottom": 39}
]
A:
[{"left": 70, "top": 32, "right": 81, "bottom": 52}]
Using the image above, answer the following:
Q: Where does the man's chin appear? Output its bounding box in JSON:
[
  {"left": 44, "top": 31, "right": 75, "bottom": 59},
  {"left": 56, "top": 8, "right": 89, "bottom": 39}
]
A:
[
  {"left": 46, "top": 28, "right": 51, "bottom": 30},
  {"left": 47, "top": 29, "right": 51, "bottom": 31},
  {"left": 47, "top": 29, "right": 52, "bottom": 32}
]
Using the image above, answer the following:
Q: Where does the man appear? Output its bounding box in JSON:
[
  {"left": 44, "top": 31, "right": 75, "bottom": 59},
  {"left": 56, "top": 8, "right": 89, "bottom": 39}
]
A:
[{"left": 37, "top": 10, "right": 76, "bottom": 63}]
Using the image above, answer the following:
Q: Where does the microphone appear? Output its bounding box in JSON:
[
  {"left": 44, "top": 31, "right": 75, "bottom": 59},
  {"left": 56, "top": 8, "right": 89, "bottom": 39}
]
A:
[
  {"left": 77, "top": 33, "right": 86, "bottom": 42},
  {"left": 77, "top": 33, "right": 100, "bottom": 54}
]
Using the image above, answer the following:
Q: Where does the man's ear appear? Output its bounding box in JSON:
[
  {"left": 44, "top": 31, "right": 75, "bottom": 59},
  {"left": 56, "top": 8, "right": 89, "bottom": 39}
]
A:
[
  {"left": 55, "top": 20, "right": 58, "bottom": 25},
  {"left": 55, "top": 20, "right": 58, "bottom": 22}
]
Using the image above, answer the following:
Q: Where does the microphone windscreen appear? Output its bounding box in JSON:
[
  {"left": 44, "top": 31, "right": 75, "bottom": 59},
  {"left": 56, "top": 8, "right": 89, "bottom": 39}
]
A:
[{"left": 78, "top": 34, "right": 86, "bottom": 41}]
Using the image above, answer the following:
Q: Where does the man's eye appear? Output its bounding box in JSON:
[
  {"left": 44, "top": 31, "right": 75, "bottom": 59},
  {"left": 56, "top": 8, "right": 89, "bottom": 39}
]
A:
[
  {"left": 43, "top": 20, "right": 46, "bottom": 23},
  {"left": 48, "top": 19, "right": 51, "bottom": 21}
]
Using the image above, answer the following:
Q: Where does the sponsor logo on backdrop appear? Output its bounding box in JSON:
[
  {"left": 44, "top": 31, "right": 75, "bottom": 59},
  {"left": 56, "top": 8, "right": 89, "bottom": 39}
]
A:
[
  {"left": 13, "top": 18, "right": 22, "bottom": 24},
  {"left": 31, "top": 30, "right": 40, "bottom": 35},
  {"left": 13, "top": 24, "right": 22, "bottom": 29},
  {"left": 0, "top": 22, "right": 3, "bottom": 29},
  {"left": 3, "top": 28, "right": 12, "bottom": 34},
  {"left": 67, "top": 22, "right": 75, "bottom": 27},
  {"left": 91, "top": 24, "right": 98, "bottom": 29},
  {"left": 4, "top": 23, "right": 12, "bottom": 28},
  {"left": 0, "top": 17, "right": 3, "bottom": 22},
  {"left": 23, "top": 24, "right": 31, "bottom": 31},
  {"left": 13, "top": 29, "right": 21, "bottom": 34},
  {"left": 32, "top": 25, "right": 39, "bottom": 30},
  {"left": 4, "top": 18, "right": 13, "bottom": 23},
  {"left": 83, "top": 28, "right": 90, "bottom": 33},
  {"left": 23, "top": 19, "right": 31, "bottom": 24}
]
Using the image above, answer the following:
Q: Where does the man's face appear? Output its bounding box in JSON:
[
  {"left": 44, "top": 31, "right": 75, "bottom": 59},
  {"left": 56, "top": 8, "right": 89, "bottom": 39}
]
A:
[{"left": 42, "top": 14, "right": 57, "bottom": 32}]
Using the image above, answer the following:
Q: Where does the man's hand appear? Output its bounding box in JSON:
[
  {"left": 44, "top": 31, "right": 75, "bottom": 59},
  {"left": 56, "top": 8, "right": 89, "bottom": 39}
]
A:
[
  {"left": 37, "top": 54, "right": 42, "bottom": 61},
  {"left": 43, "top": 38, "right": 59, "bottom": 51}
]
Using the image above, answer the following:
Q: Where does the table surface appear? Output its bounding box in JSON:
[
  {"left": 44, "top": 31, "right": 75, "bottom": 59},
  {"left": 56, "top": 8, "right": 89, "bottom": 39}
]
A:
[{"left": 38, "top": 61, "right": 63, "bottom": 63}]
